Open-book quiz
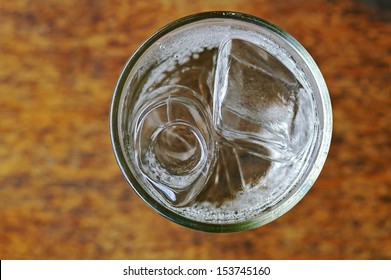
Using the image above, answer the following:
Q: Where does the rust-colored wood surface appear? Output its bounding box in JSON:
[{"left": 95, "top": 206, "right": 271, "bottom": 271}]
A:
[{"left": 1, "top": 0, "right": 390, "bottom": 259}]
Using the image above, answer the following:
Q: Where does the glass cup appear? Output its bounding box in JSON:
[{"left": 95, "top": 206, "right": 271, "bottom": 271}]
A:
[{"left": 110, "top": 12, "right": 332, "bottom": 232}]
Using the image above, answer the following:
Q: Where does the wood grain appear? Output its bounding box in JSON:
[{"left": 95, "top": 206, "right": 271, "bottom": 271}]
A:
[{"left": 0, "top": 0, "right": 390, "bottom": 259}]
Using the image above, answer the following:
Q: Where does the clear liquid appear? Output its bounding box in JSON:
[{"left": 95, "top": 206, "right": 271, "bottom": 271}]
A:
[{"left": 127, "top": 30, "right": 318, "bottom": 224}]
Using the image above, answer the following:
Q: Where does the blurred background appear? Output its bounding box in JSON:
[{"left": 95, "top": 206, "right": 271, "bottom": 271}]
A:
[{"left": 0, "top": 0, "right": 390, "bottom": 259}]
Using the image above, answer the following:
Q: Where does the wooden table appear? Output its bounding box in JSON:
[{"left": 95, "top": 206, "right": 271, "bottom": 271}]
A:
[{"left": 1, "top": 0, "right": 390, "bottom": 259}]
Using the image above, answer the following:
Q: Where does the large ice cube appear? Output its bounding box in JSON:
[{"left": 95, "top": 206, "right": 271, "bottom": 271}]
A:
[{"left": 213, "top": 39, "right": 314, "bottom": 161}]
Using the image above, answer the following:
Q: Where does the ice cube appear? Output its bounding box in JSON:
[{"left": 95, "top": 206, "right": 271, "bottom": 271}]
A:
[
  {"left": 213, "top": 39, "right": 314, "bottom": 161},
  {"left": 132, "top": 85, "right": 217, "bottom": 207},
  {"left": 233, "top": 147, "right": 271, "bottom": 190},
  {"left": 195, "top": 142, "right": 243, "bottom": 206}
]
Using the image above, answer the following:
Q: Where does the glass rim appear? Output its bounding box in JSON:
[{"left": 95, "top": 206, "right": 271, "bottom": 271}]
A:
[{"left": 110, "top": 11, "right": 332, "bottom": 233}]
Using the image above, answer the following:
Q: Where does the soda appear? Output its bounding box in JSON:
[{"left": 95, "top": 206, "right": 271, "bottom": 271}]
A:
[{"left": 110, "top": 12, "right": 332, "bottom": 232}]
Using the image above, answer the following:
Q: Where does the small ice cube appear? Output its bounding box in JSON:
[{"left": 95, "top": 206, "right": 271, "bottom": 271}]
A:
[
  {"left": 213, "top": 39, "right": 314, "bottom": 161},
  {"left": 133, "top": 85, "right": 216, "bottom": 206}
]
